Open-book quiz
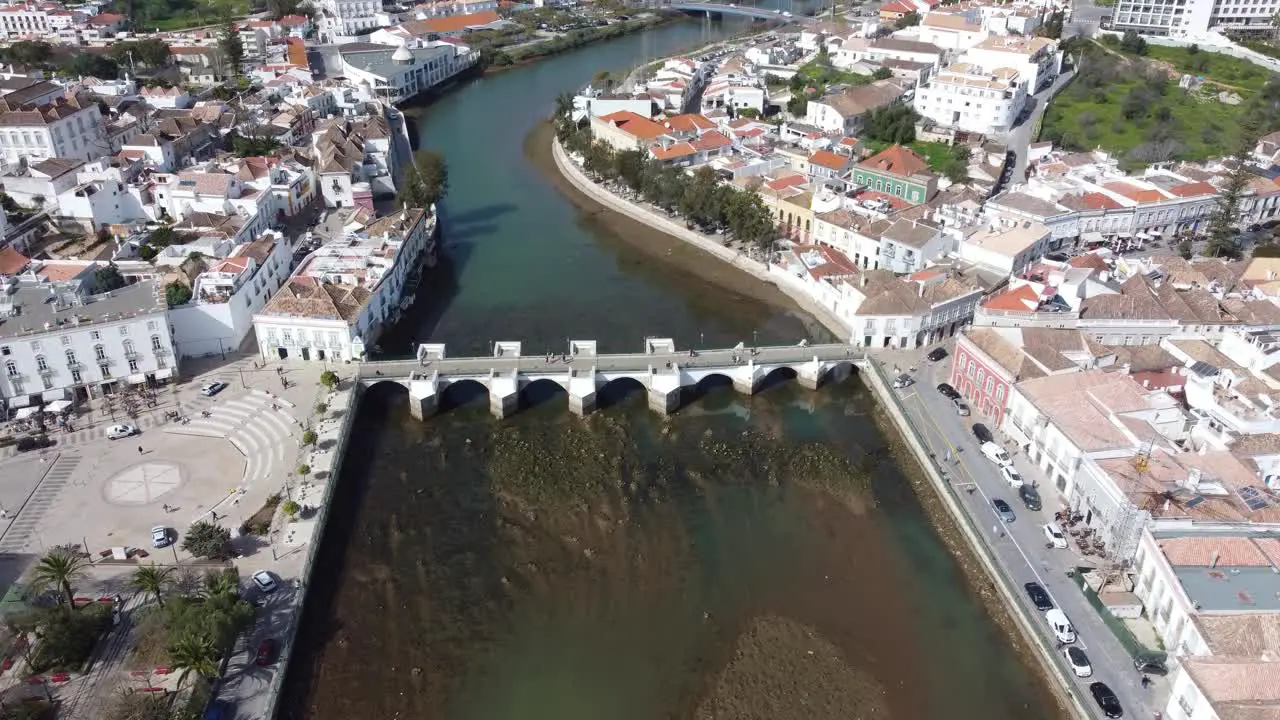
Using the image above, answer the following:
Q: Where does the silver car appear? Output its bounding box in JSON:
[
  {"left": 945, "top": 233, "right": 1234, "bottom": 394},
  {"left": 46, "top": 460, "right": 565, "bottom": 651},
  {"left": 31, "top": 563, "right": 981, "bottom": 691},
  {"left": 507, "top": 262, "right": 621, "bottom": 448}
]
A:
[{"left": 952, "top": 398, "right": 970, "bottom": 416}]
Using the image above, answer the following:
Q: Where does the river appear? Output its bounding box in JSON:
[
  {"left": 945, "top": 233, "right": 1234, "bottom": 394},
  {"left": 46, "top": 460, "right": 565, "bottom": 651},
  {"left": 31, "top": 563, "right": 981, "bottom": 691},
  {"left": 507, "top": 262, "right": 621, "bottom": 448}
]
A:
[{"left": 279, "top": 14, "right": 1061, "bottom": 720}]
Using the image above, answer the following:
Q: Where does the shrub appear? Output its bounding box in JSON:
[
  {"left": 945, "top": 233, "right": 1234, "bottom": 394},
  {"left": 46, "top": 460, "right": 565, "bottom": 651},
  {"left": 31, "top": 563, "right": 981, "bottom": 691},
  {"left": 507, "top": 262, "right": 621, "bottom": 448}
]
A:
[
  {"left": 281, "top": 500, "right": 300, "bottom": 518},
  {"left": 301, "top": 430, "right": 317, "bottom": 445},
  {"left": 180, "top": 521, "right": 233, "bottom": 560},
  {"left": 319, "top": 370, "right": 339, "bottom": 390},
  {"left": 315, "top": 402, "right": 328, "bottom": 414},
  {"left": 296, "top": 464, "right": 311, "bottom": 478},
  {"left": 30, "top": 604, "right": 112, "bottom": 672}
]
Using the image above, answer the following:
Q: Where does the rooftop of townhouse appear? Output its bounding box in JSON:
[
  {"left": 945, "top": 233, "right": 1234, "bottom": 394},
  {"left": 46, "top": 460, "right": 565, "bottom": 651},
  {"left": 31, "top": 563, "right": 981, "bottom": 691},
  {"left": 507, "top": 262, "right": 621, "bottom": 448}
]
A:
[
  {"left": 931, "top": 62, "right": 1020, "bottom": 89},
  {"left": 779, "top": 242, "right": 860, "bottom": 283},
  {"left": 191, "top": 233, "right": 281, "bottom": 304},
  {"left": 962, "top": 219, "right": 1049, "bottom": 257},
  {"left": 1103, "top": 448, "right": 1276, "bottom": 525},
  {"left": 963, "top": 326, "right": 1110, "bottom": 381},
  {"left": 1016, "top": 368, "right": 1181, "bottom": 452},
  {"left": 971, "top": 33, "right": 1056, "bottom": 57},
  {"left": 1150, "top": 532, "right": 1280, "bottom": 612},
  {"left": 0, "top": 275, "right": 165, "bottom": 340}
]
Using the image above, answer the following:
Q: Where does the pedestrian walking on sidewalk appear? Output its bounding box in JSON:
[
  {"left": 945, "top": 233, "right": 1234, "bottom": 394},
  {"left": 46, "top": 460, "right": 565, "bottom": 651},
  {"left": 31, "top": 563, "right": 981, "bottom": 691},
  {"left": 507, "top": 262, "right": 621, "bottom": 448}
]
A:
[{"left": 137, "top": 445, "right": 143, "bottom": 455}]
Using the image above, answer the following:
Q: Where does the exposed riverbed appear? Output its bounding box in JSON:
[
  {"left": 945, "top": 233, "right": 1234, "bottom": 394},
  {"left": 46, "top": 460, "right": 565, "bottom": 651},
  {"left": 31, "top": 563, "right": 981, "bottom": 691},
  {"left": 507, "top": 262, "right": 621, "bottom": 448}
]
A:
[{"left": 279, "top": 13, "right": 1064, "bottom": 720}]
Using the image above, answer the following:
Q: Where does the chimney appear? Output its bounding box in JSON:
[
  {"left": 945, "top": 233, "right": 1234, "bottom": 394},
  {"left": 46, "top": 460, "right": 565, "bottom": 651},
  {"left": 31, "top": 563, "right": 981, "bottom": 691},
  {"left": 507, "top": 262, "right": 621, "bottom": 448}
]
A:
[
  {"left": 1121, "top": 362, "right": 1131, "bottom": 375},
  {"left": 1186, "top": 467, "right": 1203, "bottom": 491},
  {"left": 918, "top": 281, "right": 925, "bottom": 297},
  {"left": 1210, "top": 550, "right": 1220, "bottom": 568}
]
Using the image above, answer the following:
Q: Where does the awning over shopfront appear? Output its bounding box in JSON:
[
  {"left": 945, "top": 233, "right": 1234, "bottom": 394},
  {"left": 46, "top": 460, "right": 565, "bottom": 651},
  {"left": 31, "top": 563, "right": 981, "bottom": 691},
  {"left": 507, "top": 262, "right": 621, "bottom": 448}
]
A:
[
  {"left": 9, "top": 396, "right": 30, "bottom": 409},
  {"left": 126, "top": 374, "right": 147, "bottom": 385},
  {"left": 41, "top": 388, "right": 68, "bottom": 402},
  {"left": 44, "top": 400, "right": 72, "bottom": 413},
  {"left": 1005, "top": 422, "right": 1033, "bottom": 450},
  {"left": 154, "top": 368, "right": 174, "bottom": 380},
  {"left": 13, "top": 406, "right": 38, "bottom": 420},
  {"left": 1082, "top": 231, "right": 1105, "bottom": 245}
]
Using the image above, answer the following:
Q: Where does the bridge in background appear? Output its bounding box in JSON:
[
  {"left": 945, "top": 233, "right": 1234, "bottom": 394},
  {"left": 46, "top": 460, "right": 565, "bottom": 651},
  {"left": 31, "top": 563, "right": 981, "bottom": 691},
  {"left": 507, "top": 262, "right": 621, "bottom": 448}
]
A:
[
  {"left": 359, "top": 338, "right": 864, "bottom": 419},
  {"left": 662, "top": 1, "right": 812, "bottom": 23}
]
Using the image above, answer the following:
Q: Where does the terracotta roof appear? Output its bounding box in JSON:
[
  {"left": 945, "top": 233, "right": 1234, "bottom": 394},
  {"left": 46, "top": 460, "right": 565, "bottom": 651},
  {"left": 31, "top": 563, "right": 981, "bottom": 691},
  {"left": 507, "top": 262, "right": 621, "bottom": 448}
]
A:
[
  {"left": 809, "top": 149, "right": 849, "bottom": 171},
  {"left": 421, "top": 9, "right": 500, "bottom": 33},
  {"left": 859, "top": 144, "right": 930, "bottom": 178},
  {"left": 598, "top": 110, "right": 668, "bottom": 141},
  {"left": 1170, "top": 181, "right": 1218, "bottom": 198},
  {"left": 1077, "top": 192, "right": 1124, "bottom": 210},
  {"left": 1103, "top": 181, "right": 1165, "bottom": 204},
  {"left": 1068, "top": 253, "right": 1109, "bottom": 271},
  {"left": 0, "top": 246, "right": 30, "bottom": 275},
  {"left": 982, "top": 284, "right": 1040, "bottom": 312},
  {"left": 663, "top": 113, "right": 716, "bottom": 133},
  {"left": 260, "top": 276, "right": 371, "bottom": 323}
]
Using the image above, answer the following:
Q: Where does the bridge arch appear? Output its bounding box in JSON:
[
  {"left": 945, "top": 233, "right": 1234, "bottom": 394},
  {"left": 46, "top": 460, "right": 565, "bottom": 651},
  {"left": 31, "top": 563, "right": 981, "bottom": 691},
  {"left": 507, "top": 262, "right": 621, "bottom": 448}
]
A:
[
  {"left": 519, "top": 377, "right": 568, "bottom": 411},
  {"left": 758, "top": 365, "right": 798, "bottom": 392},
  {"left": 438, "top": 378, "right": 490, "bottom": 412},
  {"left": 597, "top": 376, "right": 648, "bottom": 411}
]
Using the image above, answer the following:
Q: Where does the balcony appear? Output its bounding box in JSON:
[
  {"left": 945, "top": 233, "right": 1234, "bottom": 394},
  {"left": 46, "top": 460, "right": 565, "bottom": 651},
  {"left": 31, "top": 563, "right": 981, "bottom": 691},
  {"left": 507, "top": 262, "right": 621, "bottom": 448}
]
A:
[
  {"left": 153, "top": 346, "right": 171, "bottom": 356},
  {"left": 124, "top": 350, "right": 141, "bottom": 360},
  {"left": 37, "top": 366, "right": 54, "bottom": 376}
]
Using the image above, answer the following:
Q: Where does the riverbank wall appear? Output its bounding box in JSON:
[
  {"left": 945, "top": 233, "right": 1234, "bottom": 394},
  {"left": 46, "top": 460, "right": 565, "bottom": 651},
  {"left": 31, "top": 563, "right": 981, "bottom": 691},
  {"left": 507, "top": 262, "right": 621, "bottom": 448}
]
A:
[
  {"left": 859, "top": 358, "right": 1089, "bottom": 720},
  {"left": 551, "top": 137, "right": 855, "bottom": 342},
  {"left": 260, "top": 379, "right": 364, "bottom": 720}
]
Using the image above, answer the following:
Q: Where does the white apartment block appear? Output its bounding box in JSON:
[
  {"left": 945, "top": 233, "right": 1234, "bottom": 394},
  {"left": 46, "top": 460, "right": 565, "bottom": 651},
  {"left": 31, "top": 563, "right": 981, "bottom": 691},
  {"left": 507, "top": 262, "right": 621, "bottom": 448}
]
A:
[
  {"left": 316, "top": 0, "right": 381, "bottom": 42},
  {"left": 961, "top": 35, "right": 1061, "bottom": 93},
  {"left": 1111, "top": 0, "right": 1280, "bottom": 37},
  {"left": 338, "top": 42, "right": 477, "bottom": 106},
  {"left": 253, "top": 208, "right": 436, "bottom": 363},
  {"left": 913, "top": 63, "right": 1027, "bottom": 134},
  {"left": 0, "top": 268, "right": 178, "bottom": 404},
  {"left": 0, "top": 96, "right": 107, "bottom": 169},
  {"left": 169, "top": 231, "right": 296, "bottom": 358},
  {"left": 0, "top": 4, "right": 52, "bottom": 37}
]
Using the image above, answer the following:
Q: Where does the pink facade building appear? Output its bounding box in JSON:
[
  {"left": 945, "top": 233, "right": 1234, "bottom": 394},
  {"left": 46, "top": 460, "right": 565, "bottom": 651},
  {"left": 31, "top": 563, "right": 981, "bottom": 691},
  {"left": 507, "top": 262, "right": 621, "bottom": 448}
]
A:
[{"left": 950, "top": 330, "right": 1017, "bottom": 426}]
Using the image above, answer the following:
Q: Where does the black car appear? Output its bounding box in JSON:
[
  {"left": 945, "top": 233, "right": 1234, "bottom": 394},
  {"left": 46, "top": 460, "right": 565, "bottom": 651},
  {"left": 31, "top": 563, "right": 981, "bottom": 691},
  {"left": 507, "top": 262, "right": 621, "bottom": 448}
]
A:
[
  {"left": 1024, "top": 581, "right": 1053, "bottom": 611},
  {"left": 1134, "top": 656, "right": 1168, "bottom": 676},
  {"left": 1019, "top": 484, "right": 1042, "bottom": 511},
  {"left": 972, "top": 423, "right": 993, "bottom": 444},
  {"left": 926, "top": 347, "right": 948, "bottom": 362},
  {"left": 1089, "top": 682, "right": 1123, "bottom": 718},
  {"left": 937, "top": 383, "right": 960, "bottom": 400}
]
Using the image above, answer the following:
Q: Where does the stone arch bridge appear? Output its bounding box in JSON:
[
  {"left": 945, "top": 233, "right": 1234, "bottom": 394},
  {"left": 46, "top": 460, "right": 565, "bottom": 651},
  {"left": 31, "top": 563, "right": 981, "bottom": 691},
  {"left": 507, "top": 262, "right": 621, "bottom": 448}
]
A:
[{"left": 358, "top": 339, "right": 866, "bottom": 419}]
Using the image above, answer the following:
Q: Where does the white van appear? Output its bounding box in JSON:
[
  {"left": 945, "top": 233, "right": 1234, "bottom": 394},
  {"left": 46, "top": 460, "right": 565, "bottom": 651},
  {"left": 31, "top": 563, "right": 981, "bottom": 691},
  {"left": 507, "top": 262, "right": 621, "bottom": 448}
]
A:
[
  {"left": 980, "top": 441, "right": 1011, "bottom": 467},
  {"left": 1045, "top": 608, "right": 1076, "bottom": 644}
]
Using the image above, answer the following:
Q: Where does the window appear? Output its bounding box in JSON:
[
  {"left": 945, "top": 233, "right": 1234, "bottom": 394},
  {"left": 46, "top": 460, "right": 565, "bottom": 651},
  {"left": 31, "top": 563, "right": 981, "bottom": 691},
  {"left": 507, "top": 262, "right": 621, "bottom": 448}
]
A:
[
  {"left": 147, "top": 320, "right": 158, "bottom": 331},
  {"left": 967, "top": 360, "right": 975, "bottom": 377},
  {"left": 94, "top": 344, "right": 106, "bottom": 361},
  {"left": 4, "top": 361, "right": 15, "bottom": 377},
  {"left": 41, "top": 376, "right": 52, "bottom": 390},
  {"left": 123, "top": 340, "right": 134, "bottom": 356},
  {"left": 996, "top": 386, "right": 1005, "bottom": 402},
  {"left": 150, "top": 335, "right": 162, "bottom": 351},
  {"left": 30, "top": 341, "right": 40, "bottom": 351},
  {"left": 99, "top": 363, "right": 111, "bottom": 379},
  {"left": 71, "top": 369, "right": 81, "bottom": 384},
  {"left": 60, "top": 335, "right": 70, "bottom": 346},
  {"left": 119, "top": 326, "right": 128, "bottom": 336},
  {"left": 986, "top": 378, "right": 994, "bottom": 393},
  {"left": 65, "top": 349, "right": 76, "bottom": 366},
  {"left": 90, "top": 331, "right": 100, "bottom": 340},
  {"left": 128, "top": 359, "right": 139, "bottom": 372},
  {"left": 0, "top": 346, "right": 8, "bottom": 356},
  {"left": 35, "top": 356, "right": 47, "bottom": 371}
]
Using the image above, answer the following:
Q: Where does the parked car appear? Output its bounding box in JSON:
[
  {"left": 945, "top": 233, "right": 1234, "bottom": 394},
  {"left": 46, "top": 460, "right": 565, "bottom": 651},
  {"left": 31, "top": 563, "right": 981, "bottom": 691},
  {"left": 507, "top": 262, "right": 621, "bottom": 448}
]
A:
[
  {"left": 952, "top": 398, "right": 970, "bottom": 416},
  {"left": 1019, "top": 484, "right": 1042, "bottom": 511},
  {"left": 1064, "top": 646, "right": 1093, "bottom": 678},
  {"left": 926, "top": 347, "right": 948, "bottom": 362},
  {"left": 892, "top": 374, "right": 914, "bottom": 389},
  {"left": 255, "top": 638, "right": 277, "bottom": 666},
  {"left": 936, "top": 383, "right": 960, "bottom": 399},
  {"left": 1000, "top": 465, "right": 1024, "bottom": 488},
  {"left": 971, "top": 423, "right": 993, "bottom": 444},
  {"left": 252, "top": 570, "right": 278, "bottom": 594},
  {"left": 1089, "top": 682, "right": 1123, "bottom": 718},
  {"left": 1043, "top": 522, "right": 1068, "bottom": 549},
  {"left": 106, "top": 424, "right": 138, "bottom": 440},
  {"left": 15, "top": 435, "right": 54, "bottom": 453},
  {"left": 150, "top": 526, "right": 173, "bottom": 549},
  {"left": 1045, "top": 608, "right": 1076, "bottom": 644},
  {"left": 1134, "top": 656, "right": 1168, "bottom": 676},
  {"left": 992, "top": 498, "right": 1015, "bottom": 523},
  {"left": 200, "top": 381, "right": 228, "bottom": 397},
  {"left": 980, "top": 442, "right": 1011, "bottom": 466},
  {"left": 1024, "top": 581, "right": 1053, "bottom": 611}
]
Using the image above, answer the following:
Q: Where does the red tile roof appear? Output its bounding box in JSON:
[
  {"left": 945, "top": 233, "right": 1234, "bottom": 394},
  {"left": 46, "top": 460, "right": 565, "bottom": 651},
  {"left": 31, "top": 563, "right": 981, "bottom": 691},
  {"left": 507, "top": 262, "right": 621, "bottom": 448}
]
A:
[
  {"left": 1103, "top": 181, "right": 1165, "bottom": 204},
  {"left": 982, "top": 284, "right": 1039, "bottom": 312},
  {"left": 1169, "top": 181, "right": 1217, "bottom": 198},
  {"left": 599, "top": 111, "right": 668, "bottom": 141},
  {"left": 692, "top": 131, "right": 731, "bottom": 151},
  {"left": 809, "top": 149, "right": 849, "bottom": 171},
  {"left": 664, "top": 114, "right": 716, "bottom": 133},
  {"left": 880, "top": 0, "right": 915, "bottom": 13},
  {"left": 766, "top": 174, "right": 807, "bottom": 192},
  {"left": 859, "top": 145, "right": 929, "bottom": 178},
  {"left": 0, "top": 246, "right": 29, "bottom": 275},
  {"left": 1078, "top": 191, "right": 1123, "bottom": 210},
  {"left": 422, "top": 10, "right": 500, "bottom": 33},
  {"left": 650, "top": 142, "right": 695, "bottom": 161}
]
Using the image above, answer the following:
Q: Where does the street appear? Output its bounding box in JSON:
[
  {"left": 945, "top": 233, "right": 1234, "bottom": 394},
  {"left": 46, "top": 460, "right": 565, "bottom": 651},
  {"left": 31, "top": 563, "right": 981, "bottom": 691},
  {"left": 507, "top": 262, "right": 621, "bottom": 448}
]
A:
[
  {"left": 886, "top": 344, "right": 1161, "bottom": 720},
  {"left": 996, "top": 67, "right": 1077, "bottom": 187}
]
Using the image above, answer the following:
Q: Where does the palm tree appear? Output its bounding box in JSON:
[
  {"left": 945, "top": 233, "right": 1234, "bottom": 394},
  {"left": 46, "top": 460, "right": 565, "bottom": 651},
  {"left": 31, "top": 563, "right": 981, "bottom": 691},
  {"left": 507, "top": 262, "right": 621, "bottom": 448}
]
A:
[
  {"left": 201, "top": 569, "right": 239, "bottom": 601},
  {"left": 130, "top": 565, "right": 175, "bottom": 608},
  {"left": 553, "top": 91, "right": 574, "bottom": 120},
  {"left": 167, "top": 633, "right": 220, "bottom": 689},
  {"left": 31, "top": 548, "right": 89, "bottom": 607}
]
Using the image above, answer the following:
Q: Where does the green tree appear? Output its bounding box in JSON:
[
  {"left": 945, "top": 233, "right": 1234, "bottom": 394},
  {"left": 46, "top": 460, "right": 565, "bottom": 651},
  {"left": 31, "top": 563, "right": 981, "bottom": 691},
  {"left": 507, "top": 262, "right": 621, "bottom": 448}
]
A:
[
  {"left": 787, "top": 94, "right": 808, "bottom": 117},
  {"left": 872, "top": 66, "right": 893, "bottom": 80},
  {"left": 613, "top": 149, "right": 646, "bottom": 190},
  {"left": 301, "top": 430, "right": 317, "bottom": 445},
  {"left": 106, "top": 690, "right": 170, "bottom": 720},
  {"left": 60, "top": 53, "right": 120, "bottom": 79},
  {"left": 93, "top": 264, "right": 127, "bottom": 294},
  {"left": 1120, "top": 30, "right": 1148, "bottom": 54},
  {"left": 230, "top": 133, "right": 282, "bottom": 157},
  {"left": 1253, "top": 243, "right": 1280, "bottom": 257},
  {"left": 1, "top": 41, "right": 53, "bottom": 67},
  {"left": 180, "top": 521, "right": 233, "bottom": 560},
  {"left": 863, "top": 105, "right": 919, "bottom": 144},
  {"left": 1038, "top": 10, "right": 1064, "bottom": 39},
  {"left": 895, "top": 11, "right": 920, "bottom": 29},
  {"left": 1178, "top": 238, "right": 1194, "bottom": 259},
  {"left": 130, "top": 565, "right": 175, "bottom": 608},
  {"left": 167, "top": 633, "right": 220, "bottom": 688},
  {"left": 218, "top": 20, "right": 245, "bottom": 77},
  {"left": 281, "top": 500, "right": 300, "bottom": 518},
  {"left": 31, "top": 548, "right": 90, "bottom": 607},
  {"left": 553, "top": 91, "right": 574, "bottom": 120},
  {"left": 297, "top": 464, "right": 311, "bottom": 480},
  {"left": 165, "top": 281, "right": 192, "bottom": 308},
  {"left": 679, "top": 166, "right": 720, "bottom": 227},
  {"left": 1204, "top": 130, "right": 1259, "bottom": 258},
  {"left": 582, "top": 142, "right": 614, "bottom": 179},
  {"left": 201, "top": 567, "right": 240, "bottom": 600},
  {"left": 398, "top": 150, "right": 450, "bottom": 209},
  {"left": 319, "top": 369, "right": 339, "bottom": 390}
]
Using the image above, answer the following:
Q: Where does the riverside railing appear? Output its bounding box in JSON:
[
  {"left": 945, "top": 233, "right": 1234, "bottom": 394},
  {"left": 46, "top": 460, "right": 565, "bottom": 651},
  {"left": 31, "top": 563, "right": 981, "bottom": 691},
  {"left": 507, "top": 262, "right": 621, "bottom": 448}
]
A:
[{"left": 859, "top": 358, "right": 1096, "bottom": 720}]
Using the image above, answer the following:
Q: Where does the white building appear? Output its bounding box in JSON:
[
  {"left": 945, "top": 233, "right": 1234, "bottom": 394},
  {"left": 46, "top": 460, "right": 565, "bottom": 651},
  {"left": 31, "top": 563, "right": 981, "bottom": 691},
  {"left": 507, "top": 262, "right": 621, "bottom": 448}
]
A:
[
  {"left": 1111, "top": 0, "right": 1280, "bottom": 37},
  {"left": 913, "top": 63, "right": 1027, "bottom": 134},
  {"left": 0, "top": 4, "right": 52, "bottom": 37},
  {"left": 0, "top": 95, "right": 109, "bottom": 169},
  {"left": 253, "top": 207, "right": 437, "bottom": 362},
  {"left": 169, "top": 231, "right": 295, "bottom": 358},
  {"left": 961, "top": 35, "right": 1061, "bottom": 93},
  {"left": 0, "top": 266, "right": 177, "bottom": 404},
  {"left": 316, "top": 0, "right": 381, "bottom": 41},
  {"left": 338, "top": 42, "right": 477, "bottom": 105},
  {"left": 957, "top": 218, "right": 1053, "bottom": 275}
]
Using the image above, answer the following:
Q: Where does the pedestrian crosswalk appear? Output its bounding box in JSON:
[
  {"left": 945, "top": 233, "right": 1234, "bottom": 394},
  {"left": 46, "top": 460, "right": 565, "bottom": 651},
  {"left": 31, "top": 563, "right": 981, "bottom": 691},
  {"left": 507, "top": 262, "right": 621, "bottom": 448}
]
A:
[
  {"left": 163, "top": 392, "right": 297, "bottom": 488},
  {"left": 0, "top": 454, "right": 81, "bottom": 553}
]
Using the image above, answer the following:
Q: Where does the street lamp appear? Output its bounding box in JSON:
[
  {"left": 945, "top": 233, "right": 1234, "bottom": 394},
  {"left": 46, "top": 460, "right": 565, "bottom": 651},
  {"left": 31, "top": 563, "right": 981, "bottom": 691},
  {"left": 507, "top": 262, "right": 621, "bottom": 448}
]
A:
[{"left": 752, "top": 329, "right": 758, "bottom": 347}]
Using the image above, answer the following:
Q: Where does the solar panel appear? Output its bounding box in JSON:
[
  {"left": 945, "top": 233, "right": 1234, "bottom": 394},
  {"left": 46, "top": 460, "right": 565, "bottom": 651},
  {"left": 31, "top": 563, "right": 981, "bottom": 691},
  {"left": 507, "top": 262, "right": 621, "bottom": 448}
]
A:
[
  {"left": 1185, "top": 495, "right": 1206, "bottom": 508},
  {"left": 1238, "top": 486, "right": 1270, "bottom": 511}
]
